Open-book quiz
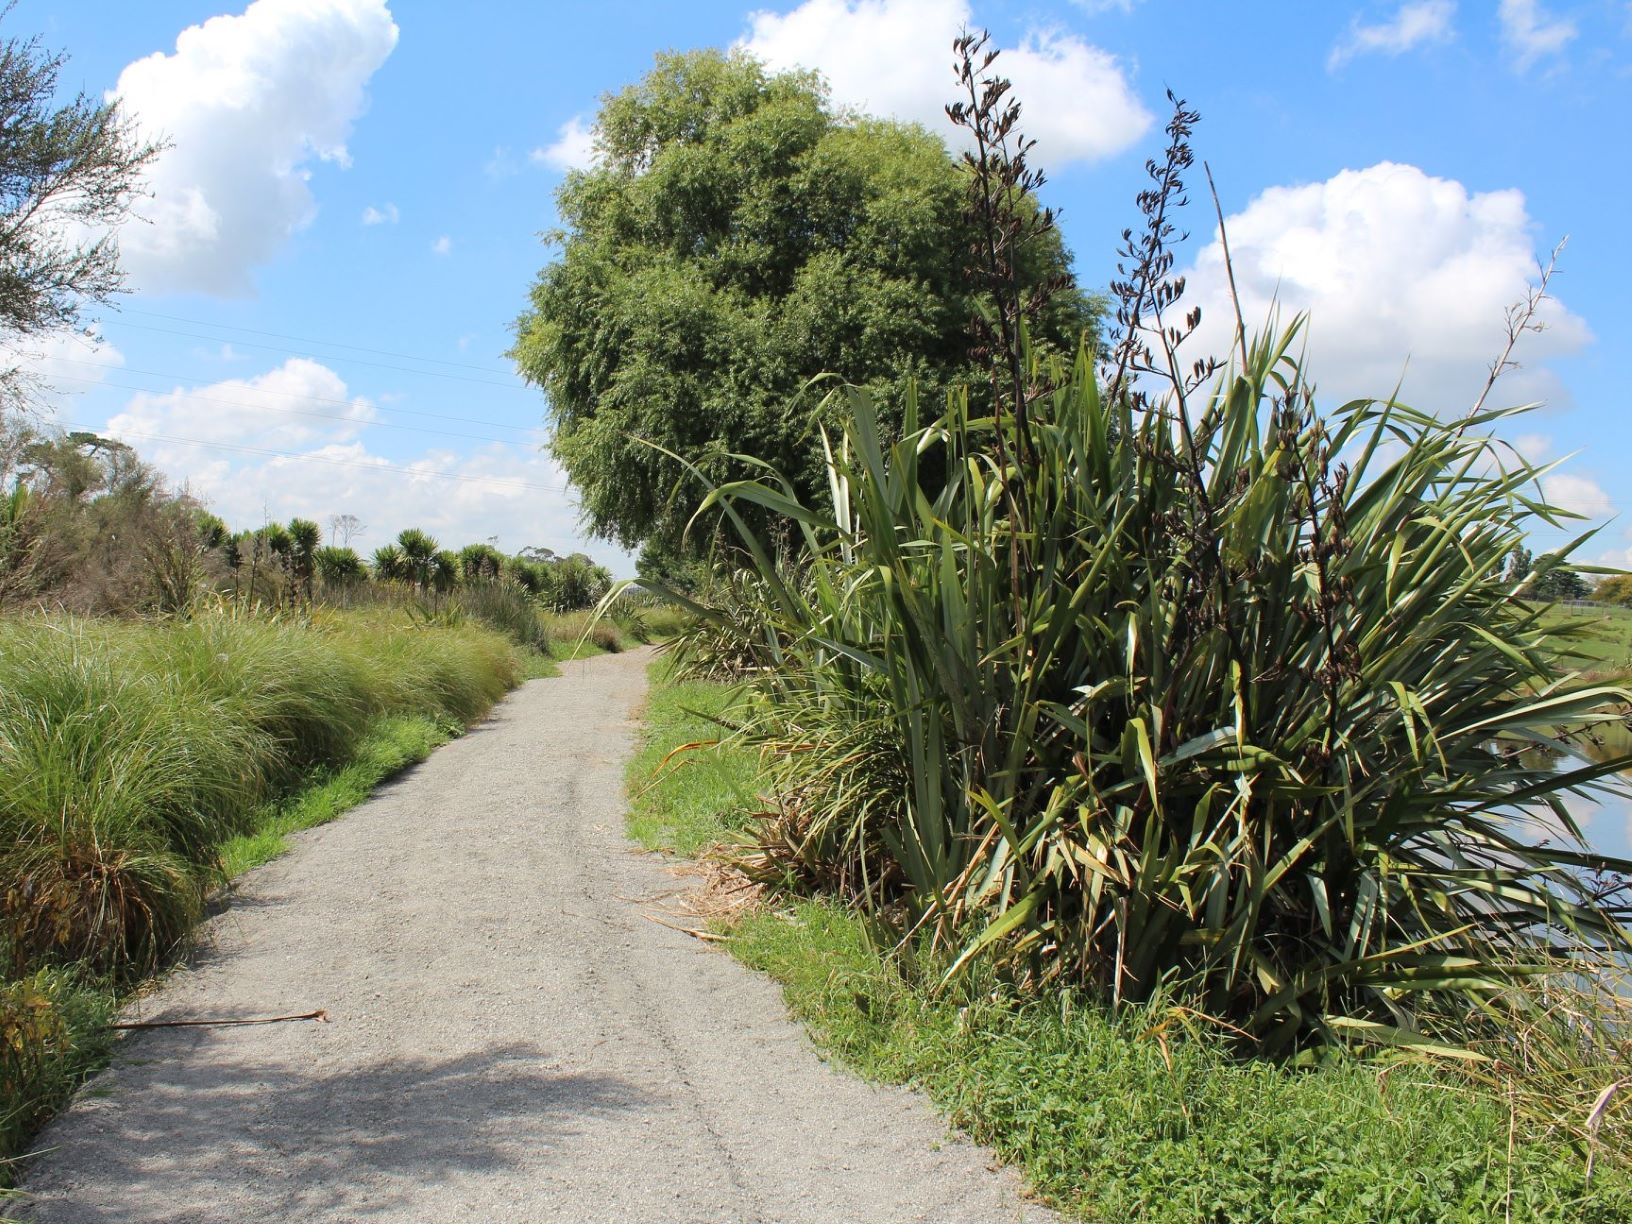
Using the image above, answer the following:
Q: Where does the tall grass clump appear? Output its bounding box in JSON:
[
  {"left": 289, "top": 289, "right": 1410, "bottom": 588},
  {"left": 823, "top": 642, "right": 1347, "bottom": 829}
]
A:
[
  {"left": 638, "top": 65, "right": 1632, "bottom": 1070},
  {"left": 0, "top": 610, "right": 517, "bottom": 983}
]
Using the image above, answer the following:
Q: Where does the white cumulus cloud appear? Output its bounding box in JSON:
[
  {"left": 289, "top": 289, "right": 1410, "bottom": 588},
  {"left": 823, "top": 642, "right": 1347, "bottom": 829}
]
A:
[
  {"left": 431, "top": 235, "right": 452, "bottom": 256},
  {"left": 1541, "top": 472, "right": 1614, "bottom": 520},
  {"left": 361, "top": 202, "right": 399, "bottom": 226},
  {"left": 1328, "top": 2, "right": 1456, "bottom": 70},
  {"left": 1180, "top": 162, "right": 1591, "bottom": 417},
  {"left": 106, "top": 358, "right": 376, "bottom": 453},
  {"left": 1498, "top": 0, "right": 1576, "bottom": 70},
  {"left": 110, "top": 0, "right": 399, "bottom": 296},
  {"left": 534, "top": 116, "right": 597, "bottom": 173},
  {"left": 738, "top": 0, "right": 1151, "bottom": 167},
  {"left": 97, "top": 360, "right": 623, "bottom": 561}
]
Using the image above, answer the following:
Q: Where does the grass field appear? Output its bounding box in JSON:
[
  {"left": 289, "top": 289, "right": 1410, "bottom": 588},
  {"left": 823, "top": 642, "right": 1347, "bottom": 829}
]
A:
[
  {"left": 1542, "top": 603, "right": 1632, "bottom": 671},
  {"left": 624, "top": 665, "right": 1632, "bottom": 1221}
]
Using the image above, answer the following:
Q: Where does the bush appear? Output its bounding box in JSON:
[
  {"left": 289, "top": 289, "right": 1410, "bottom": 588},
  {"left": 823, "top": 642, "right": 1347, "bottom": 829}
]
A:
[{"left": 648, "top": 325, "right": 1632, "bottom": 1055}]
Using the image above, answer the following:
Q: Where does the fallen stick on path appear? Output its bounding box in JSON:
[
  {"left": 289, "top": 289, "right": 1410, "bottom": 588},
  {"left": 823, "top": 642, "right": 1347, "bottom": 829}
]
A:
[
  {"left": 111, "top": 1009, "right": 329, "bottom": 1030},
  {"left": 640, "top": 913, "right": 732, "bottom": 942}
]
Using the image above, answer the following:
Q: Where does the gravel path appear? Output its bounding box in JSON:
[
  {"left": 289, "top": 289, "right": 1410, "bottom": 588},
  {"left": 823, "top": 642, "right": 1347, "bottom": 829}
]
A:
[{"left": 19, "top": 648, "right": 1050, "bottom": 1223}]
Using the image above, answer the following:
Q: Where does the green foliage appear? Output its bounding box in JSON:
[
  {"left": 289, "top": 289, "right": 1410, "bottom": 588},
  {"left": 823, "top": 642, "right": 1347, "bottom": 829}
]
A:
[
  {"left": 512, "top": 48, "right": 1097, "bottom": 554},
  {"left": 314, "top": 544, "right": 364, "bottom": 587},
  {"left": 625, "top": 658, "right": 758, "bottom": 856},
  {"left": 457, "top": 542, "right": 504, "bottom": 582},
  {"left": 1594, "top": 574, "right": 1632, "bottom": 607},
  {"left": 646, "top": 325, "right": 1632, "bottom": 1051},
  {"left": 730, "top": 899, "right": 1632, "bottom": 1222},
  {"left": 371, "top": 541, "right": 406, "bottom": 582},
  {"left": 0, "top": 970, "right": 113, "bottom": 1171},
  {"left": 0, "top": 426, "right": 227, "bottom": 613}
]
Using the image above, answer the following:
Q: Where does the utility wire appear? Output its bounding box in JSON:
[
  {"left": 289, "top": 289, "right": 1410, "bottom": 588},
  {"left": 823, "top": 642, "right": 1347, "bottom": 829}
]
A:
[
  {"left": 113, "top": 306, "right": 513, "bottom": 376},
  {"left": 48, "top": 359, "right": 540, "bottom": 437},
  {"left": 48, "top": 372, "right": 534, "bottom": 447},
  {"left": 102, "top": 319, "right": 532, "bottom": 391},
  {"left": 68, "top": 422, "right": 573, "bottom": 494}
]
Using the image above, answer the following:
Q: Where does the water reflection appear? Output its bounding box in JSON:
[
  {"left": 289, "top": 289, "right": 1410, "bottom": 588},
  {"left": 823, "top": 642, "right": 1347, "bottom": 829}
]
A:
[{"left": 1541, "top": 720, "right": 1632, "bottom": 863}]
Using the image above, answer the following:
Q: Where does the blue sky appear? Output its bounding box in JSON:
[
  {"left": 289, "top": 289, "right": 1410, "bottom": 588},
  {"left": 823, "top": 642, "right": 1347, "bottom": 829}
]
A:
[{"left": 11, "top": 0, "right": 1632, "bottom": 575}]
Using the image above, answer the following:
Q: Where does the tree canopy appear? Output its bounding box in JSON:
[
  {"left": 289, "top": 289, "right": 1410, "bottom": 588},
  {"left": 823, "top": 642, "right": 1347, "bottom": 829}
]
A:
[
  {"left": 511, "top": 49, "right": 1098, "bottom": 559},
  {"left": 0, "top": 12, "right": 157, "bottom": 410}
]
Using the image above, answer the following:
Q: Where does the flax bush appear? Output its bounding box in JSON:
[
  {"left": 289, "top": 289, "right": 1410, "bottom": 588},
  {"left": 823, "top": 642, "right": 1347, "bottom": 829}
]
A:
[{"left": 645, "top": 322, "right": 1632, "bottom": 1054}]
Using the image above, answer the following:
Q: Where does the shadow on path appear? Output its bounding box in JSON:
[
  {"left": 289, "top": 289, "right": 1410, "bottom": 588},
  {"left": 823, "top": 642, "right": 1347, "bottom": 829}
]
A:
[{"left": 24, "top": 1040, "right": 645, "bottom": 1221}]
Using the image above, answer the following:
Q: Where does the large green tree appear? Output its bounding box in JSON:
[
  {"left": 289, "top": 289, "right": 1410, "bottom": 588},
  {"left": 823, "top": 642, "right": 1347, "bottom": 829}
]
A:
[{"left": 512, "top": 49, "right": 1097, "bottom": 558}]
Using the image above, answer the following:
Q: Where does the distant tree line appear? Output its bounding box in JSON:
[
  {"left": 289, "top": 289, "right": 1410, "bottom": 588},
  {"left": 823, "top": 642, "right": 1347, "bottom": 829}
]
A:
[{"left": 0, "top": 425, "right": 613, "bottom": 615}]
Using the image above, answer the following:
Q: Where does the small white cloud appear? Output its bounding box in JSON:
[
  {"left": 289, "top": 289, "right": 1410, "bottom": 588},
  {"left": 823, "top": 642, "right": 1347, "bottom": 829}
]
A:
[
  {"left": 110, "top": 0, "right": 400, "bottom": 296},
  {"left": 738, "top": 0, "right": 1151, "bottom": 168},
  {"left": 1498, "top": 0, "right": 1576, "bottom": 70},
  {"left": 361, "top": 202, "right": 399, "bottom": 225},
  {"left": 533, "top": 116, "right": 596, "bottom": 172},
  {"left": 431, "top": 235, "right": 452, "bottom": 256},
  {"left": 1183, "top": 163, "right": 1592, "bottom": 416},
  {"left": 1542, "top": 472, "right": 1614, "bottom": 519},
  {"left": 484, "top": 146, "right": 523, "bottom": 180},
  {"left": 1328, "top": 2, "right": 1456, "bottom": 71},
  {"left": 1070, "top": 0, "right": 1144, "bottom": 13},
  {"left": 106, "top": 357, "right": 376, "bottom": 453}
]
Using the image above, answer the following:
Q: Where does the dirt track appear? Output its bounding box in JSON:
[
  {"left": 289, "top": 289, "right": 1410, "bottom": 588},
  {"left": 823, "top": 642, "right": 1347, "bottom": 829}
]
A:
[{"left": 19, "top": 648, "right": 1049, "bottom": 1223}]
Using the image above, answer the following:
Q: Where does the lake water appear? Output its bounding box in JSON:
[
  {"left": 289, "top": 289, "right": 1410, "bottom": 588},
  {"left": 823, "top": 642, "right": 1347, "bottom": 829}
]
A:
[{"left": 1552, "top": 721, "right": 1632, "bottom": 864}]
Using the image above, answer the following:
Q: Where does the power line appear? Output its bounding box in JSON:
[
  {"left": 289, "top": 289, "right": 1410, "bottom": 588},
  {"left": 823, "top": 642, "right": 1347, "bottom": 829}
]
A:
[
  {"left": 102, "top": 319, "right": 533, "bottom": 391},
  {"left": 69, "top": 422, "right": 574, "bottom": 494},
  {"left": 114, "top": 306, "right": 516, "bottom": 376},
  {"left": 48, "top": 359, "right": 540, "bottom": 437},
  {"left": 48, "top": 372, "right": 534, "bottom": 447}
]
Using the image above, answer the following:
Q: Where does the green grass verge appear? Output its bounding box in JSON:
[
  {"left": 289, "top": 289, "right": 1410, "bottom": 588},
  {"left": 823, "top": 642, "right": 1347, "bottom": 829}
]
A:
[
  {"left": 627, "top": 666, "right": 1632, "bottom": 1222},
  {"left": 520, "top": 649, "right": 560, "bottom": 680},
  {"left": 732, "top": 901, "right": 1632, "bottom": 1223},
  {"left": 1541, "top": 603, "right": 1632, "bottom": 670},
  {"left": 220, "top": 714, "right": 459, "bottom": 877},
  {"left": 626, "top": 659, "right": 759, "bottom": 857}
]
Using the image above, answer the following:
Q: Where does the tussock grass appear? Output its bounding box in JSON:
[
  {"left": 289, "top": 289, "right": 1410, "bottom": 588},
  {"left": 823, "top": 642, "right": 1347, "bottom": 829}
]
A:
[{"left": 0, "top": 607, "right": 520, "bottom": 1178}]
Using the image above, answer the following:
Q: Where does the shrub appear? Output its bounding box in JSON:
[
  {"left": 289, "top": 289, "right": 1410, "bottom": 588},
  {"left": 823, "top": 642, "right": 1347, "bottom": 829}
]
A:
[
  {"left": 637, "top": 74, "right": 1632, "bottom": 1054},
  {"left": 647, "top": 330, "right": 1632, "bottom": 1055}
]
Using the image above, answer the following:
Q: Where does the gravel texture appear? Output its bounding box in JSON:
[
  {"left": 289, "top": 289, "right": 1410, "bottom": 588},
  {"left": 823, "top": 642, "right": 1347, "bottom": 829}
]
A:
[{"left": 19, "top": 648, "right": 1051, "bottom": 1223}]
